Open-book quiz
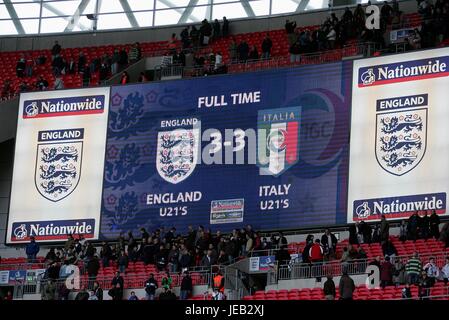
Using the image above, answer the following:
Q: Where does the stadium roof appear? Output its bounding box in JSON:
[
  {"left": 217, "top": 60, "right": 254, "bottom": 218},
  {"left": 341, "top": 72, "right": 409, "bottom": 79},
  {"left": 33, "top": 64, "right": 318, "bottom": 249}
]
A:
[{"left": 0, "top": 0, "right": 354, "bottom": 36}]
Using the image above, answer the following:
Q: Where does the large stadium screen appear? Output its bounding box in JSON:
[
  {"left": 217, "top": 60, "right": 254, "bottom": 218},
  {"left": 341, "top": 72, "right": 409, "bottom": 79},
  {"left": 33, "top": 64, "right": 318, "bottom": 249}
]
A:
[
  {"left": 7, "top": 88, "right": 110, "bottom": 243},
  {"left": 100, "top": 62, "right": 352, "bottom": 239},
  {"left": 348, "top": 47, "right": 449, "bottom": 223}
]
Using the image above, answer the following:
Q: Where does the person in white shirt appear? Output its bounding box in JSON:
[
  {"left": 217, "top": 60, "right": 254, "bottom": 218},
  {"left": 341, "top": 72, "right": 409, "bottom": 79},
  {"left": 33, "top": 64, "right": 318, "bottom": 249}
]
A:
[
  {"left": 441, "top": 257, "right": 449, "bottom": 285},
  {"left": 423, "top": 257, "right": 440, "bottom": 286},
  {"left": 88, "top": 291, "right": 98, "bottom": 300},
  {"left": 214, "top": 52, "right": 223, "bottom": 70}
]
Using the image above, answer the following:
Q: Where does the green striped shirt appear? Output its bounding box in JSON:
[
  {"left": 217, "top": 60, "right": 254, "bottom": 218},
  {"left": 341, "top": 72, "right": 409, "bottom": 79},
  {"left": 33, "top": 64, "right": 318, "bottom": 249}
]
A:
[{"left": 406, "top": 258, "right": 422, "bottom": 274}]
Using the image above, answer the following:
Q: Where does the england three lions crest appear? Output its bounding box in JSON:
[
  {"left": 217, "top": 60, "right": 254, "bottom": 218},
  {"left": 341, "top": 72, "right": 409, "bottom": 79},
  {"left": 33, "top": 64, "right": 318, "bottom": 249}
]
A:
[
  {"left": 156, "top": 122, "right": 200, "bottom": 184},
  {"left": 35, "top": 128, "right": 84, "bottom": 202},
  {"left": 375, "top": 108, "right": 427, "bottom": 176},
  {"left": 257, "top": 106, "right": 301, "bottom": 176}
]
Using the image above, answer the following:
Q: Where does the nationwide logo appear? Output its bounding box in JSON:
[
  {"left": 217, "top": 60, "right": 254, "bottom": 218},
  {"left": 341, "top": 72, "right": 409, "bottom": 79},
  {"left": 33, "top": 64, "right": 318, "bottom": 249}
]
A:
[
  {"left": 353, "top": 192, "right": 446, "bottom": 221},
  {"left": 375, "top": 94, "right": 427, "bottom": 176},
  {"left": 358, "top": 56, "right": 449, "bottom": 87},
  {"left": 35, "top": 128, "right": 83, "bottom": 202},
  {"left": 23, "top": 95, "right": 105, "bottom": 119},
  {"left": 257, "top": 106, "right": 301, "bottom": 176},
  {"left": 156, "top": 118, "right": 200, "bottom": 184},
  {"left": 10, "top": 219, "right": 95, "bottom": 242}
]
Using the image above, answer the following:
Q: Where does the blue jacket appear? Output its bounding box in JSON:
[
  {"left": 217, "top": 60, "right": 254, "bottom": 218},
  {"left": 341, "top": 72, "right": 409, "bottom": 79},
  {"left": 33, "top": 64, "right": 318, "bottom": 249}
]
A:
[{"left": 26, "top": 241, "right": 40, "bottom": 256}]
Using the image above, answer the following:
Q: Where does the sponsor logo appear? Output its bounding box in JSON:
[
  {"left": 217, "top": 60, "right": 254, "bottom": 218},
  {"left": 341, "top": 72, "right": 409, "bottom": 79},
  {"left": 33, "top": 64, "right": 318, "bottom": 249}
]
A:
[
  {"left": 23, "top": 95, "right": 105, "bottom": 119},
  {"left": 353, "top": 192, "right": 446, "bottom": 221},
  {"left": 35, "top": 128, "right": 83, "bottom": 202},
  {"left": 156, "top": 118, "right": 200, "bottom": 184},
  {"left": 10, "top": 219, "right": 95, "bottom": 242},
  {"left": 210, "top": 199, "right": 244, "bottom": 224},
  {"left": 257, "top": 106, "right": 301, "bottom": 176},
  {"left": 358, "top": 56, "right": 449, "bottom": 87},
  {"left": 375, "top": 95, "right": 427, "bottom": 176}
]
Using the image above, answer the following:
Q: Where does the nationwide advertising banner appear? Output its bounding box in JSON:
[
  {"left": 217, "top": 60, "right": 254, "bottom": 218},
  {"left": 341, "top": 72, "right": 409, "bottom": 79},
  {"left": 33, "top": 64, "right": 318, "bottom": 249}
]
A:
[
  {"left": 7, "top": 88, "right": 110, "bottom": 243},
  {"left": 348, "top": 47, "right": 449, "bottom": 223},
  {"left": 100, "top": 62, "right": 352, "bottom": 239}
]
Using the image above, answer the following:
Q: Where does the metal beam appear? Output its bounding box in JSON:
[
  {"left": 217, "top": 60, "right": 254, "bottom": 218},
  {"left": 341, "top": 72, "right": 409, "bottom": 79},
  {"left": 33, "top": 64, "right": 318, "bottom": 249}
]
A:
[
  {"left": 158, "top": 0, "right": 200, "bottom": 22},
  {"left": 205, "top": 0, "right": 212, "bottom": 21},
  {"left": 295, "top": 0, "right": 311, "bottom": 12},
  {"left": 32, "top": 0, "right": 90, "bottom": 31},
  {"left": 64, "top": 0, "right": 91, "bottom": 32},
  {"left": 178, "top": 0, "right": 199, "bottom": 24},
  {"left": 3, "top": 0, "right": 25, "bottom": 35},
  {"left": 118, "top": 0, "right": 139, "bottom": 28},
  {"left": 241, "top": 0, "right": 255, "bottom": 17}
]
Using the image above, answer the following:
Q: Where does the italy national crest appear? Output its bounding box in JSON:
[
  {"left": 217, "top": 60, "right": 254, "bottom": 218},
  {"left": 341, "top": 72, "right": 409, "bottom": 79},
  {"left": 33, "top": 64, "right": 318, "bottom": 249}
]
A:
[
  {"left": 257, "top": 106, "right": 301, "bottom": 176},
  {"left": 156, "top": 128, "right": 200, "bottom": 184},
  {"left": 35, "top": 138, "right": 83, "bottom": 202},
  {"left": 375, "top": 108, "right": 427, "bottom": 176}
]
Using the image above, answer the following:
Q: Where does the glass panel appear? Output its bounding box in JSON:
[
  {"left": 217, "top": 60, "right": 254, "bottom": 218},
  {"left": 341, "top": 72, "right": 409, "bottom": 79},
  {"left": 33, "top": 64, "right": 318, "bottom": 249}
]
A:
[
  {"left": 20, "top": 18, "right": 39, "bottom": 34},
  {"left": 40, "top": 17, "right": 69, "bottom": 33},
  {"left": 134, "top": 11, "right": 153, "bottom": 27},
  {"left": 97, "top": 13, "right": 131, "bottom": 30},
  {"left": 0, "top": 20, "right": 18, "bottom": 35},
  {"left": 98, "top": 0, "right": 123, "bottom": 14},
  {"left": 0, "top": 4, "right": 10, "bottom": 19},
  {"left": 212, "top": 3, "right": 247, "bottom": 20},
  {"left": 305, "top": 0, "right": 327, "bottom": 10},
  {"left": 128, "top": 0, "right": 154, "bottom": 11},
  {"left": 154, "top": 8, "right": 181, "bottom": 26},
  {"left": 12, "top": 3, "right": 41, "bottom": 18},
  {"left": 249, "top": 0, "right": 270, "bottom": 16},
  {"left": 186, "top": 5, "right": 208, "bottom": 23},
  {"left": 72, "top": 15, "right": 95, "bottom": 31},
  {"left": 156, "top": 0, "right": 189, "bottom": 10},
  {"left": 271, "top": 0, "right": 298, "bottom": 15},
  {"left": 41, "top": 0, "right": 82, "bottom": 17}
]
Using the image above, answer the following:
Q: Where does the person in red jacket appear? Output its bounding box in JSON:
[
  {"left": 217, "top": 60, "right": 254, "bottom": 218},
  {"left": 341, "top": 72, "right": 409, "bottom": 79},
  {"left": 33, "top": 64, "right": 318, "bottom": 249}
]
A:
[
  {"left": 380, "top": 255, "right": 395, "bottom": 289},
  {"left": 309, "top": 239, "right": 324, "bottom": 263}
]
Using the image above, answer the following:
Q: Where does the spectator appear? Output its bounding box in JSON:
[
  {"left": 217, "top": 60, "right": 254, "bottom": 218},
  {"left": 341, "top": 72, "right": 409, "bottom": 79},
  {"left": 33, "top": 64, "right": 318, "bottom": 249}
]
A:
[
  {"left": 145, "top": 273, "right": 158, "bottom": 300},
  {"left": 129, "top": 42, "right": 141, "bottom": 63},
  {"left": 88, "top": 291, "right": 98, "bottom": 300},
  {"left": 323, "top": 275, "right": 336, "bottom": 300},
  {"left": 77, "top": 53, "right": 86, "bottom": 73},
  {"left": 66, "top": 58, "right": 76, "bottom": 74},
  {"left": 42, "top": 279, "right": 56, "bottom": 300},
  {"left": 54, "top": 76, "right": 64, "bottom": 90},
  {"left": 190, "top": 25, "right": 200, "bottom": 47},
  {"left": 118, "top": 250, "right": 129, "bottom": 274},
  {"left": 1, "top": 80, "right": 13, "bottom": 100},
  {"left": 213, "top": 271, "right": 225, "bottom": 293},
  {"left": 237, "top": 40, "right": 249, "bottom": 62},
  {"left": 261, "top": 33, "right": 273, "bottom": 59},
  {"left": 213, "top": 19, "right": 221, "bottom": 39},
  {"left": 229, "top": 37, "right": 238, "bottom": 62},
  {"left": 248, "top": 46, "right": 259, "bottom": 60},
  {"left": 419, "top": 212, "right": 430, "bottom": 239},
  {"left": 222, "top": 16, "right": 229, "bottom": 37},
  {"left": 35, "top": 75, "right": 49, "bottom": 91},
  {"left": 180, "top": 271, "right": 193, "bottom": 300},
  {"left": 399, "top": 220, "right": 407, "bottom": 241},
  {"left": 245, "top": 234, "right": 253, "bottom": 256},
  {"left": 441, "top": 257, "right": 449, "bottom": 285},
  {"left": 349, "top": 224, "right": 359, "bottom": 245},
  {"left": 321, "top": 229, "right": 337, "bottom": 259},
  {"left": 120, "top": 71, "right": 130, "bottom": 85},
  {"left": 128, "top": 291, "right": 139, "bottom": 301},
  {"left": 429, "top": 210, "right": 441, "bottom": 239},
  {"left": 423, "top": 257, "right": 439, "bottom": 286},
  {"left": 201, "top": 249, "right": 216, "bottom": 267},
  {"left": 285, "top": 19, "right": 297, "bottom": 45},
  {"left": 4, "top": 291, "right": 13, "bottom": 301},
  {"left": 180, "top": 27, "right": 190, "bottom": 49},
  {"left": 25, "top": 54, "right": 34, "bottom": 77},
  {"left": 110, "top": 271, "right": 124, "bottom": 300},
  {"left": 382, "top": 240, "right": 398, "bottom": 260},
  {"left": 118, "top": 48, "right": 129, "bottom": 69},
  {"left": 159, "top": 287, "right": 177, "bottom": 300},
  {"left": 200, "top": 19, "right": 212, "bottom": 45},
  {"left": 52, "top": 54, "right": 64, "bottom": 76},
  {"left": 407, "top": 212, "right": 419, "bottom": 241},
  {"left": 380, "top": 215, "right": 390, "bottom": 243},
  {"left": 17, "top": 81, "right": 29, "bottom": 94},
  {"left": 82, "top": 64, "right": 91, "bottom": 87},
  {"left": 418, "top": 271, "right": 432, "bottom": 300},
  {"left": 393, "top": 259, "right": 406, "bottom": 287},
  {"left": 16, "top": 56, "right": 26, "bottom": 78},
  {"left": 161, "top": 271, "right": 173, "bottom": 290},
  {"left": 45, "top": 248, "right": 56, "bottom": 263},
  {"left": 51, "top": 40, "right": 62, "bottom": 58},
  {"left": 406, "top": 252, "right": 422, "bottom": 285},
  {"left": 100, "top": 241, "right": 112, "bottom": 268},
  {"left": 93, "top": 281, "right": 103, "bottom": 301},
  {"left": 402, "top": 283, "right": 412, "bottom": 299},
  {"left": 309, "top": 239, "right": 324, "bottom": 263},
  {"left": 75, "top": 287, "right": 90, "bottom": 300},
  {"left": 168, "top": 33, "right": 178, "bottom": 53},
  {"left": 25, "top": 236, "right": 40, "bottom": 262},
  {"left": 99, "top": 61, "right": 109, "bottom": 85},
  {"left": 380, "top": 256, "right": 395, "bottom": 288},
  {"left": 289, "top": 41, "right": 301, "bottom": 64},
  {"left": 339, "top": 270, "right": 355, "bottom": 300},
  {"left": 214, "top": 52, "right": 223, "bottom": 70}
]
